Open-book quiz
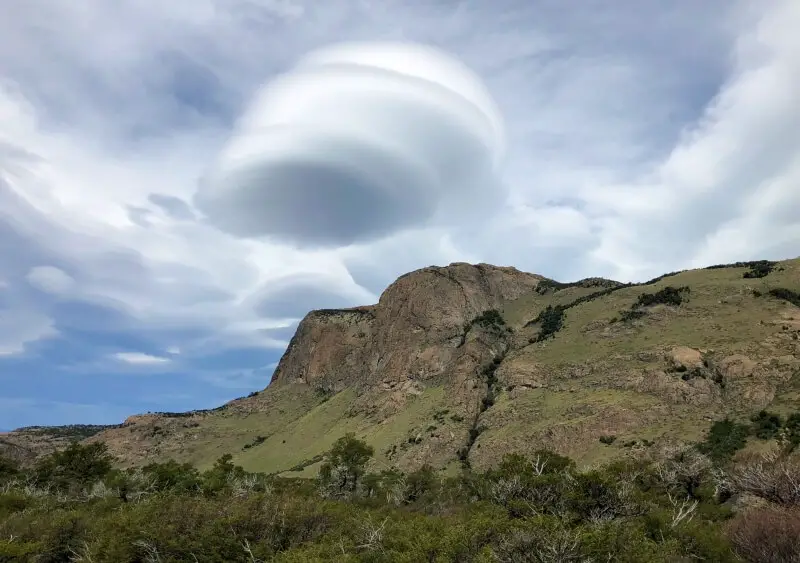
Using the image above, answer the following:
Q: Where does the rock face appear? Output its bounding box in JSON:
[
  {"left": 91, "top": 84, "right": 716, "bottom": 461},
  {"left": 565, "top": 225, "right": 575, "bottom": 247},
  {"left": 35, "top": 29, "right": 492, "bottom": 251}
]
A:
[{"left": 270, "top": 263, "right": 542, "bottom": 411}]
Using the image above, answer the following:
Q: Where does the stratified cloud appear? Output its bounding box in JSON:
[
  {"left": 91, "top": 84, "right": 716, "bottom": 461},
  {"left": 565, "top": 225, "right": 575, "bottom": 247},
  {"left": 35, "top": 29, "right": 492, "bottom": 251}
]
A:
[
  {"left": 112, "top": 351, "right": 171, "bottom": 365},
  {"left": 244, "top": 272, "right": 376, "bottom": 319},
  {"left": 195, "top": 41, "right": 505, "bottom": 246},
  {"left": 26, "top": 265, "right": 75, "bottom": 295},
  {"left": 0, "top": 310, "right": 57, "bottom": 357},
  {"left": 147, "top": 193, "right": 196, "bottom": 221}
]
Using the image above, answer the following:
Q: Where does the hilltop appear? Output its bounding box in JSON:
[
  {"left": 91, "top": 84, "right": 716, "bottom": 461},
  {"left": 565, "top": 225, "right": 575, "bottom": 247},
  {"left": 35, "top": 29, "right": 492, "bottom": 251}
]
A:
[{"left": 4, "top": 258, "right": 799, "bottom": 476}]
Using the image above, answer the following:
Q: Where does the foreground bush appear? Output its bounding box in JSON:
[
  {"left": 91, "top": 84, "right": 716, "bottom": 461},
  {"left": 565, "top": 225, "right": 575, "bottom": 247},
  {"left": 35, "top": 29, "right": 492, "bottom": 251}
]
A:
[
  {"left": 0, "top": 439, "right": 797, "bottom": 561},
  {"left": 727, "top": 506, "right": 800, "bottom": 563}
]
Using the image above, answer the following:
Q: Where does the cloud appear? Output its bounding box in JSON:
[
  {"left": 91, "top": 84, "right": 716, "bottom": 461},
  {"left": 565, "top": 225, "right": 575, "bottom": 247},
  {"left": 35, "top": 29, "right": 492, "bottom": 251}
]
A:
[
  {"left": 26, "top": 265, "right": 76, "bottom": 295},
  {"left": 147, "top": 193, "right": 196, "bottom": 221},
  {"left": 1, "top": 0, "right": 799, "bottom": 428},
  {"left": 112, "top": 352, "right": 171, "bottom": 365},
  {"left": 244, "top": 272, "right": 376, "bottom": 318},
  {"left": 0, "top": 310, "right": 58, "bottom": 357},
  {"left": 194, "top": 41, "right": 505, "bottom": 246}
]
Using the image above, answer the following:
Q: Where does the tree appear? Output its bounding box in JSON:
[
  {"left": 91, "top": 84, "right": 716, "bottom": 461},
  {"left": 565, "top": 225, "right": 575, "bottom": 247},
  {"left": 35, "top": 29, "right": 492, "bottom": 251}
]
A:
[
  {"left": 34, "top": 442, "right": 113, "bottom": 490},
  {"left": 318, "top": 433, "right": 374, "bottom": 498}
]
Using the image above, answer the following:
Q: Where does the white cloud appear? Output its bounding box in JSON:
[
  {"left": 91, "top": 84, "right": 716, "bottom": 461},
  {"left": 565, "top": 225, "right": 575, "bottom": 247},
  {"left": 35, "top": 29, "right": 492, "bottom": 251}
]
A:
[
  {"left": 0, "top": 0, "right": 797, "bottom": 378},
  {"left": 26, "top": 265, "right": 75, "bottom": 295},
  {"left": 0, "top": 310, "right": 57, "bottom": 357},
  {"left": 195, "top": 41, "right": 505, "bottom": 246},
  {"left": 112, "top": 352, "right": 171, "bottom": 365}
]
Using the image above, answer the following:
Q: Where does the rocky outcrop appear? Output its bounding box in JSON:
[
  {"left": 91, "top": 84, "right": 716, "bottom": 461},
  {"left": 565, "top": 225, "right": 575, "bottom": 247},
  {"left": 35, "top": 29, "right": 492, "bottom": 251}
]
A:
[{"left": 270, "top": 263, "right": 543, "bottom": 399}]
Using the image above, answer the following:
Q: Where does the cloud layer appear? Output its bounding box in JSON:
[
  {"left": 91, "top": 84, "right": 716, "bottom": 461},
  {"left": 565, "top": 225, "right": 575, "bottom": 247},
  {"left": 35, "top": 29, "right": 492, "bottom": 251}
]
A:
[{"left": 195, "top": 41, "right": 505, "bottom": 246}]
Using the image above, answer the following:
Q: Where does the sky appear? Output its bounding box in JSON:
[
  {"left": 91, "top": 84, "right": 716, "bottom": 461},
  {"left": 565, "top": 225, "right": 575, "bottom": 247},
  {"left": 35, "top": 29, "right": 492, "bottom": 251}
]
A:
[{"left": 1, "top": 0, "right": 799, "bottom": 430}]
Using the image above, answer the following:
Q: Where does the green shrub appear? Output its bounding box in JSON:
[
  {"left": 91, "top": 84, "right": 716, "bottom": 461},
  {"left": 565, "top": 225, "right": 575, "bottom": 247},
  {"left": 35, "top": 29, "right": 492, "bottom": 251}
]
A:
[
  {"left": 529, "top": 305, "right": 565, "bottom": 341},
  {"left": 33, "top": 442, "right": 113, "bottom": 491},
  {"left": 696, "top": 419, "right": 750, "bottom": 462},
  {"left": 769, "top": 287, "right": 800, "bottom": 307},
  {"left": 470, "top": 309, "right": 506, "bottom": 329},
  {"left": 742, "top": 260, "right": 776, "bottom": 278},
  {"left": 750, "top": 410, "right": 783, "bottom": 440},
  {"left": 635, "top": 286, "right": 690, "bottom": 308}
]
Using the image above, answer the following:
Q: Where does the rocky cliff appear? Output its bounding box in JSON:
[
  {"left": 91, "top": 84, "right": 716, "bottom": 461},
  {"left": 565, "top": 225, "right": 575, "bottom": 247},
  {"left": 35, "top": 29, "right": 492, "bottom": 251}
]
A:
[{"left": 271, "top": 263, "right": 542, "bottom": 407}]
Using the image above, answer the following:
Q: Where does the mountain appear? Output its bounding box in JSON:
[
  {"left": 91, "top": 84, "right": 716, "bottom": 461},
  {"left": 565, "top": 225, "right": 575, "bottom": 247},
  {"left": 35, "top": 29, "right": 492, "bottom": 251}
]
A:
[{"left": 5, "top": 258, "right": 800, "bottom": 476}]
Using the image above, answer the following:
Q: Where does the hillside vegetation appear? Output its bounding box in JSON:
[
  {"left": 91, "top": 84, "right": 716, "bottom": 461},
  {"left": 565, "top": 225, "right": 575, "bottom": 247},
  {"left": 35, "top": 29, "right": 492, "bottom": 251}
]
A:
[{"left": 2, "top": 431, "right": 800, "bottom": 561}]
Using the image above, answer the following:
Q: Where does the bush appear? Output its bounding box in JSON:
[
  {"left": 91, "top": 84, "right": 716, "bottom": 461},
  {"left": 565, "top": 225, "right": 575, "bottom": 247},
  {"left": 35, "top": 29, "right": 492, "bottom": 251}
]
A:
[
  {"left": 723, "top": 449, "right": 800, "bottom": 505},
  {"left": 769, "top": 288, "right": 800, "bottom": 308},
  {"left": 635, "top": 286, "right": 690, "bottom": 308},
  {"left": 696, "top": 418, "right": 750, "bottom": 463},
  {"left": 529, "top": 305, "right": 565, "bottom": 341},
  {"left": 2, "top": 435, "right": 796, "bottom": 562},
  {"left": 0, "top": 455, "right": 19, "bottom": 485},
  {"left": 786, "top": 413, "right": 800, "bottom": 449},
  {"left": 727, "top": 506, "right": 800, "bottom": 562},
  {"left": 33, "top": 442, "right": 113, "bottom": 491},
  {"left": 471, "top": 309, "right": 506, "bottom": 329},
  {"left": 751, "top": 410, "right": 783, "bottom": 440}
]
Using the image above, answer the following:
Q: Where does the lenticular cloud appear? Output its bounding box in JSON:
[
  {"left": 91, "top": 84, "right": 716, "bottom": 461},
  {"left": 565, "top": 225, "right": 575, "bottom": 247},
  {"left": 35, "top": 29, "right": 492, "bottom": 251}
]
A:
[{"left": 194, "top": 42, "right": 505, "bottom": 246}]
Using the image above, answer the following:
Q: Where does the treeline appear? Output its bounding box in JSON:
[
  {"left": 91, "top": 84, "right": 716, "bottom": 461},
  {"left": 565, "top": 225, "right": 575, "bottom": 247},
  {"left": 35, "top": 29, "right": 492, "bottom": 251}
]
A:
[{"left": 1, "top": 434, "right": 799, "bottom": 561}]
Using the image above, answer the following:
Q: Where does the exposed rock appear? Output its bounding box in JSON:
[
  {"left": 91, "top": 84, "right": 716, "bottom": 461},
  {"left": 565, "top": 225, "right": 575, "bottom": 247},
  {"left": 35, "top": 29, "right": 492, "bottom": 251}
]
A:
[
  {"left": 665, "top": 346, "right": 704, "bottom": 371},
  {"left": 270, "top": 263, "right": 542, "bottom": 419}
]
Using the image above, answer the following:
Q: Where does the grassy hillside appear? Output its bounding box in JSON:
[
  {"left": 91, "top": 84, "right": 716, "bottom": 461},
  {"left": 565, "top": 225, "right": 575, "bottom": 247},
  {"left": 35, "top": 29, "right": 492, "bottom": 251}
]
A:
[{"left": 5, "top": 258, "right": 798, "bottom": 479}]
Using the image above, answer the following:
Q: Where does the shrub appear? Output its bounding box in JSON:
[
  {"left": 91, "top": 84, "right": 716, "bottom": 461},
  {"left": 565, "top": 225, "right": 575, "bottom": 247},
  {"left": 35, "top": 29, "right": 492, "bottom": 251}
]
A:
[
  {"left": 750, "top": 410, "right": 783, "bottom": 440},
  {"left": 529, "top": 305, "right": 565, "bottom": 341},
  {"left": 471, "top": 309, "right": 506, "bottom": 329},
  {"left": 742, "top": 260, "right": 776, "bottom": 279},
  {"left": 619, "top": 309, "right": 647, "bottom": 323},
  {"left": 140, "top": 460, "right": 202, "bottom": 493},
  {"left": 635, "top": 286, "right": 690, "bottom": 308},
  {"left": 722, "top": 449, "right": 800, "bottom": 505},
  {"left": 785, "top": 413, "right": 800, "bottom": 449},
  {"left": 0, "top": 455, "right": 19, "bottom": 485},
  {"left": 726, "top": 506, "right": 800, "bottom": 562},
  {"left": 33, "top": 442, "right": 113, "bottom": 491},
  {"left": 769, "top": 288, "right": 800, "bottom": 308},
  {"left": 696, "top": 418, "right": 750, "bottom": 463}
]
